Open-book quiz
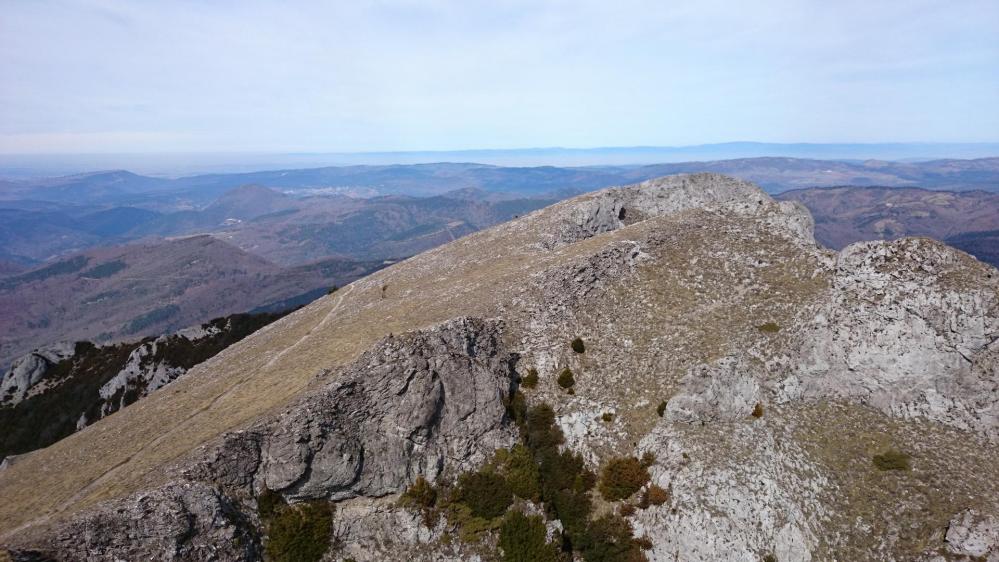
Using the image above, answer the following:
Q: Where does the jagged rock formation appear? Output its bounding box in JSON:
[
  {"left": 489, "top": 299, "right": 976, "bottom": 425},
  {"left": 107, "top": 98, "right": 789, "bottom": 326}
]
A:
[
  {"left": 0, "top": 311, "right": 287, "bottom": 461},
  {"left": 249, "top": 316, "right": 518, "bottom": 501},
  {"left": 5, "top": 317, "right": 518, "bottom": 561},
  {"left": 1, "top": 173, "right": 997, "bottom": 562},
  {"left": 938, "top": 509, "right": 999, "bottom": 560},
  {"left": 92, "top": 322, "right": 237, "bottom": 423},
  {"left": 664, "top": 356, "right": 762, "bottom": 424},
  {"left": 7, "top": 482, "right": 261, "bottom": 562},
  {"left": 543, "top": 173, "right": 814, "bottom": 249}
]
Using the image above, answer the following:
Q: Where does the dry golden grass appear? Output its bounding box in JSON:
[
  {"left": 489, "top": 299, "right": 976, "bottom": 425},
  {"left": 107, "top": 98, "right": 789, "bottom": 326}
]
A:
[
  {"left": 0, "top": 195, "right": 691, "bottom": 536},
  {"left": 792, "top": 401, "right": 999, "bottom": 559}
]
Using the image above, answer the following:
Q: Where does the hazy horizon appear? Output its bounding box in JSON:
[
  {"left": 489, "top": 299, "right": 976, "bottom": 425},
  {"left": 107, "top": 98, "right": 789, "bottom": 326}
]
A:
[{"left": 2, "top": 141, "right": 999, "bottom": 178}]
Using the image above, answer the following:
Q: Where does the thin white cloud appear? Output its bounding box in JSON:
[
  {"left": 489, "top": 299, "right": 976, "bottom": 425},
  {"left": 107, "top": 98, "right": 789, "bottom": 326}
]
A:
[{"left": 0, "top": 0, "right": 996, "bottom": 152}]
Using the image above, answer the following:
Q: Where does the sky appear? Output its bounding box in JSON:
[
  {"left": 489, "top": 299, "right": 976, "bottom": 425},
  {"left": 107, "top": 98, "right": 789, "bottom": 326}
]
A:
[{"left": 1, "top": 0, "right": 998, "bottom": 154}]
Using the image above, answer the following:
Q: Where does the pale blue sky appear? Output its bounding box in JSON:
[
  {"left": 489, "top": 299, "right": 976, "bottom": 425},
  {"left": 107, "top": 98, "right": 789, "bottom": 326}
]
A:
[{"left": 1, "top": 0, "right": 997, "bottom": 153}]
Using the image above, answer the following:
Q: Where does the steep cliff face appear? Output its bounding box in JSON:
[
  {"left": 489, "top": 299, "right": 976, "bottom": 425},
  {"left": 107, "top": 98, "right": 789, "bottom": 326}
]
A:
[{"left": 2, "top": 174, "right": 997, "bottom": 562}]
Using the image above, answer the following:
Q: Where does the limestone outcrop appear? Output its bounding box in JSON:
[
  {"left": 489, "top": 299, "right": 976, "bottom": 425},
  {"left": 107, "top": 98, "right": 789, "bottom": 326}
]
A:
[
  {"left": 783, "top": 237, "right": 999, "bottom": 440},
  {"left": 545, "top": 173, "right": 816, "bottom": 249},
  {"left": 4, "top": 317, "right": 518, "bottom": 561},
  {"left": 251, "top": 316, "right": 518, "bottom": 501}
]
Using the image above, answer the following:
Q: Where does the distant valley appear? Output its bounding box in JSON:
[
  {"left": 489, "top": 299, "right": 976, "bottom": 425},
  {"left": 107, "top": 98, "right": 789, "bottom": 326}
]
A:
[
  {"left": 3, "top": 156, "right": 999, "bottom": 266},
  {"left": 0, "top": 236, "right": 384, "bottom": 367},
  {"left": 2, "top": 156, "right": 998, "bottom": 209},
  {"left": 776, "top": 186, "right": 999, "bottom": 266},
  {"left": 2, "top": 156, "right": 998, "bottom": 369}
]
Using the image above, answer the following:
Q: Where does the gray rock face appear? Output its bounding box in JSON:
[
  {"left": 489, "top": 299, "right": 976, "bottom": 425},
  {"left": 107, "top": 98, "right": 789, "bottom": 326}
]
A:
[
  {"left": 254, "top": 316, "right": 519, "bottom": 500},
  {"left": 4, "top": 317, "right": 518, "bottom": 561},
  {"left": 944, "top": 509, "right": 999, "bottom": 559},
  {"left": 635, "top": 421, "right": 825, "bottom": 562},
  {"left": 545, "top": 173, "right": 816, "bottom": 249},
  {"left": 94, "top": 324, "right": 224, "bottom": 423},
  {"left": 0, "top": 341, "right": 76, "bottom": 406},
  {"left": 10, "top": 482, "right": 259, "bottom": 562},
  {"left": 664, "top": 356, "right": 762, "bottom": 424},
  {"left": 783, "top": 238, "right": 999, "bottom": 440}
]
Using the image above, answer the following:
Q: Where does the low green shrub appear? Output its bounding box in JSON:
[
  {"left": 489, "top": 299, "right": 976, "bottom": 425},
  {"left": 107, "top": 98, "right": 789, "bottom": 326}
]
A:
[
  {"left": 539, "top": 448, "right": 594, "bottom": 497},
  {"left": 261, "top": 497, "right": 333, "bottom": 562},
  {"left": 552, "top": 488, "right": 593, "bottom": 543},
  {"left": 498, "top": 511, "right": 561, "bottom": 562},
  {"left": 503, "top": 444, "right": 541, "bottom": 501},
  {"left": 656, "top": 401, "right": 667, "bottom": 417},
  {"left": 571, "top": 337, "right": 586, "bottom": 353},
  {"left": 521, "top": 368, "right": 539, "bottom": 389},
  {"left": 757, "top": 322, "right": 781, "bottom": 334},
  {"left": 872, "top": 449, "right": 911, "bottom": 471},
  {"left": 505, "top": 390, "right": 528, "bottom": 426},
  {"left": 506, "top": 401, "right": 647, "bottom": 560},
  {"left": 456, "top": 471, "right": 513, "bottom": 519},
  {"left": 751, "top": 403, "right": 764, "bottom": 418},
  {"left": 580, "top": 514, "right": 646, "bottom": 562},
  {"left": 599, "top": 457, "right": 650, "bottom": 501},
  {"left": 400, "top": 476, "right": 437, "bottom": 510},
  {"left": 257, "top": 487, "right": 285, "bottom": 520},
  {"left": 524, "top": 404, "right": 563, "bottom": 451},
  {"left": 449, "top": 502, "right": 503, "bottom": 543},
  {"left": 557, "top": 368, "right": 575, "bottom": 389},
  {"left": 601, "top": 412, "right": 614, "bottom": 422}
]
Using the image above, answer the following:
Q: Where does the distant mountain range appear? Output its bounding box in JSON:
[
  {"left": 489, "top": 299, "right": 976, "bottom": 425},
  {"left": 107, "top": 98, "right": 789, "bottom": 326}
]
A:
[
  {"left": 2, "top": 156, "right": 998, "bottom": 367},
  {"left": 2, "top": 142, "right": 999, "bottom": 175},
  {"left": 2, "top": 156, "right": 999, "bottom": 211},
  {"left": 2, "top": 155, "right": 996, "bottom": 265},
  {"left": 0, "top": 184, "right": 562, "bottom": 266}
]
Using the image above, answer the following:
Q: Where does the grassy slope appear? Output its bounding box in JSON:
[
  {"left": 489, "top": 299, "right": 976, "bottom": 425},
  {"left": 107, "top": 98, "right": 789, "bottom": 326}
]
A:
[{"left": 0, "top": 195, "right": 591, "bottom": 534}]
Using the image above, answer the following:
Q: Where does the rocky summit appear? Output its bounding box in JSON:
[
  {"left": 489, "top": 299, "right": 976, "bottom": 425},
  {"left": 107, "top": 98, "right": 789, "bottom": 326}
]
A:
[{"left": 0, "top": 173, "right": 997, "bottom": 561}]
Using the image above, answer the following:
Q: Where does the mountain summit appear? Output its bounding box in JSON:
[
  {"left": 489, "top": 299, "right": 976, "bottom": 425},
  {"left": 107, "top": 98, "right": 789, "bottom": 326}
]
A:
[{"left": 1, "top": 174, "right": 996, "bottom": 561}]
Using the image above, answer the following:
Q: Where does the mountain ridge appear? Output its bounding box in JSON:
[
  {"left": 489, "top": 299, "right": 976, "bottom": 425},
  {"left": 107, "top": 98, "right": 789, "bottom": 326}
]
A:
[{"left": 1, "top": 173, "right": 997, "bottom": 561}]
